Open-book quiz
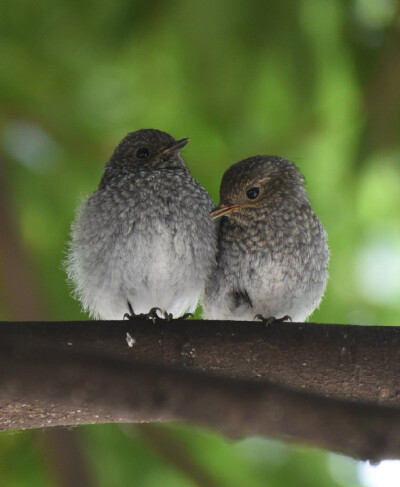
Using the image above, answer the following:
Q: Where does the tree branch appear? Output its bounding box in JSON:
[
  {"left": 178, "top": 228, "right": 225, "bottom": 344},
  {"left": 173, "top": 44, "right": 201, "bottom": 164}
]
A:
[
  {"left": 2, "top": 319, "right": 399, "bottom": 403},
  {"left": 1, "top": 320, "right": 400, "bottom": 461}
]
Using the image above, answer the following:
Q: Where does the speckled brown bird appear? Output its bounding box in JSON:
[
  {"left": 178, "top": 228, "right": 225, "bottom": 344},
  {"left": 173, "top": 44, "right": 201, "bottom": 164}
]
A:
[{"left": 202, "top": 155, "right": 329, "bottom": 322}]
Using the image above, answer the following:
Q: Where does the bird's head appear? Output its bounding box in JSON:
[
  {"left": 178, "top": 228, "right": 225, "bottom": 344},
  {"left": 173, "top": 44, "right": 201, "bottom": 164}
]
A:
[
  {"left": 100, "top": 129, "right": 189, "bottom": 186},
  {"left": 210, "top": 156, "right": 309, "bottom": 221}
]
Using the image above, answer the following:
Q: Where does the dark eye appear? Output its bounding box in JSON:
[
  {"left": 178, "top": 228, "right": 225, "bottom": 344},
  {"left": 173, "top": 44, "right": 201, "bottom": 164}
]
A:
[
  {"left": 136, "top": 147, "right": 149, "bottom": 159},
  {"left": 246, "top": 187, "right": 260, "bottom": 199}
]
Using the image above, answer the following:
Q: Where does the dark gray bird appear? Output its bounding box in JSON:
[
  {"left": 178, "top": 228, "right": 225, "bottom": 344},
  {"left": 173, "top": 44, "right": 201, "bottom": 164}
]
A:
[
  {"left": 66, "top": 129, "right": 216, "bottom": 320},
  {"left": 202, "top": 155, "right": 329, "bottom": 322}
]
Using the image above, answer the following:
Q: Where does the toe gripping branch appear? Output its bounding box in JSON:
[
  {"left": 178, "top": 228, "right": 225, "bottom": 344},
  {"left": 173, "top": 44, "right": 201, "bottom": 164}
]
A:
[
  {"left": 254, "top": 314, "right": 292, "bottom": 326},
  {"left": 124, "top": 301, "right": 193, "bottom": 323}
]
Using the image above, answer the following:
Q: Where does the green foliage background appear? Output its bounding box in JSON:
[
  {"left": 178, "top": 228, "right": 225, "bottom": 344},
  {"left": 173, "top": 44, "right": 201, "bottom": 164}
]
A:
[{"left": 0, "top": 0, "right": 399, "bottom": 485}]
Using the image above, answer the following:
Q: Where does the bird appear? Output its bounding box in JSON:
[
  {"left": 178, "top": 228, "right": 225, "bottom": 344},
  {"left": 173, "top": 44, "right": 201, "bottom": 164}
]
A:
[
  {"left": 202, "top": 155, "right": 329, "bottom": 322},
  {"left": 66, "top": 128, "right": 217, "bottom": 320}
]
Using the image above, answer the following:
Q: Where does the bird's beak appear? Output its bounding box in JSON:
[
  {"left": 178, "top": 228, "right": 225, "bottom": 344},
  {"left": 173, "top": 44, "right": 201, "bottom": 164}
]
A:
[
  {"left": 209, "top": 204, "right": 243, "bottom": 220},
  {"left": 162, "top": 138, "right": 189, "bottom": 155}
]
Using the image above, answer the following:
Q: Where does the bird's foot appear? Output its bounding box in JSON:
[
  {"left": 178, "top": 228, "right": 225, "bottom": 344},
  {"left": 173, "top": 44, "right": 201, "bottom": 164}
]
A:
[
  {"left": 181, "top": 312, "right": 194, "bottom": 320},
  {"left": 254, "top": 314, "right": 292, "bottom": 326},
  {"left": 123, "top": 301, "right": 141, "bottom": 320},
  {"left": 123, "top": 302, "right": 162, "bottom": 323},
  {"left": 162, "top": 311, "right": 194, "bottom": 321},
  {"left": 179, "top": 312, "right": 194, "bottom": 320},
  {"left": 163, "top": 311, "right": 173, "bottom": 321},
  {"left": 123, "top": 302, "right": 193, "bottom": 323},
  {"left": 147, "top": 307, "right": 163, "bottom": 323}
]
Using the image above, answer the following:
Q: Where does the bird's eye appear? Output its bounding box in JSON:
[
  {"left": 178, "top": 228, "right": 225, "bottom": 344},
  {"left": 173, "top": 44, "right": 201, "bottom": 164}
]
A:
[
  {"left": 246, "top": 187, "right": 260, "bottom": 200},
  {"left": 136, "top": 147, "right": 149, "bottom": 159}
]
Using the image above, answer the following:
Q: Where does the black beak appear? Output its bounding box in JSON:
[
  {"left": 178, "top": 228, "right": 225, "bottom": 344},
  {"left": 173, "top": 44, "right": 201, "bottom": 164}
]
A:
[{"left": 162, "top": 138, "right": 189, "bottom": 155}]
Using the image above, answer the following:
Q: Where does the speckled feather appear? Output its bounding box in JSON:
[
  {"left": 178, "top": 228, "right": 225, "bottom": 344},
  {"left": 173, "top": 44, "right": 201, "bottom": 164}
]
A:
[
  {"left": 66, "top": 129, "right": 217, "bottom": 319},
  {"left": 202, "top": 155, "right": 329, "bottom": 321}
]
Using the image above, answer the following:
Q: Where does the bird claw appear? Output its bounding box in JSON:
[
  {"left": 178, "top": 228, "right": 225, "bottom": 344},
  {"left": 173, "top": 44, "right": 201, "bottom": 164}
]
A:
[
  {"left": 123, "top": 302, "right": 193, "bottom": 323},
  {"left": 254, "top": 314, "right": 292, "bottom": 326},
  {"left": 163, "top": 311, "right": 193, "bottom": 321},
  {"left": 124, "top": 301, "right": 141, "bottom": 320},
  {"left": 180, "top": 312, "right": 194, "bottom": 320},
  {"left": 148, "top": 307, "right": 163, "bottom": 323},
  {"left": 123, "top": 302, "right": 162, "bottom": 323}
]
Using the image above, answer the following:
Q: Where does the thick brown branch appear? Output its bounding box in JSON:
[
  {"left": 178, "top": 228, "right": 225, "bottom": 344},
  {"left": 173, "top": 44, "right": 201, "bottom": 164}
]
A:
[
  {"left": 1, "top": 320, "right": 400, "bottom": 460},
  {"left": 0, "top": 330, "right": 400, "bottom": 461},
  {"left": 1, "top": 320, "right": 399, "bottom": 404}
]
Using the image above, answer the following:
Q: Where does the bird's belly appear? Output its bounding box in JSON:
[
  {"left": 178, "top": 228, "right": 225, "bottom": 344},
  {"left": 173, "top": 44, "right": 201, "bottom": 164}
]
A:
[
  {"left": 92, "top": 229, "right": 203, "bottom": 319},
  {"left": 244, "top": 258, "right": 326, "bottom": 321},
  {"left": 209, "top": 254, "right": 325, "bottom": 322}
]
